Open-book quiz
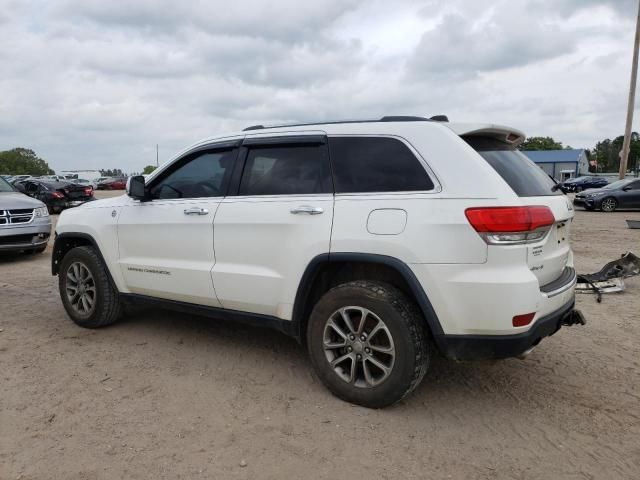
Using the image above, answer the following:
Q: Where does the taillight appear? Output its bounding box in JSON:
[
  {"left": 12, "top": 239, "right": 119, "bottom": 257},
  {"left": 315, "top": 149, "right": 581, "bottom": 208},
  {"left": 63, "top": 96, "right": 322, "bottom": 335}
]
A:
[
  {"left": 51, "top": 191, "right": 65, "bottom": 199},
  {"left": 465, "top": 206, "right": 555, "bottom": 245}
]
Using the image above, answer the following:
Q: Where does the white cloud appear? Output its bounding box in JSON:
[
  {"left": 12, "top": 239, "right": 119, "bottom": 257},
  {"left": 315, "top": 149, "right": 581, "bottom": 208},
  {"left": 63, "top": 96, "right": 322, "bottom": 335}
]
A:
[{"left": 0, "top": 0, "right": 637, "bottom": 172}]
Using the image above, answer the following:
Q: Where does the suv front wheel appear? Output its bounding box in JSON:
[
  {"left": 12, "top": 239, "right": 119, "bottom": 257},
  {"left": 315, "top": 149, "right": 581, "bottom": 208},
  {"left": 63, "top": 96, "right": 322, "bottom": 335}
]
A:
[
  {"left": 307, "top": 281, "right": 429, "bottom": 408},
  {"left": 59, "top": 246, "right": 122, "bottom": 328}
]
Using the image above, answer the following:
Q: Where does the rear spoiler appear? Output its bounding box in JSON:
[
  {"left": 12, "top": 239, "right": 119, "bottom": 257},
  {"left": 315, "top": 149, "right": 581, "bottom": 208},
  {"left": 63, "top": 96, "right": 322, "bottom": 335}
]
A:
[{"left": 445, "top": 123, "right": 526, "bottom": 147}]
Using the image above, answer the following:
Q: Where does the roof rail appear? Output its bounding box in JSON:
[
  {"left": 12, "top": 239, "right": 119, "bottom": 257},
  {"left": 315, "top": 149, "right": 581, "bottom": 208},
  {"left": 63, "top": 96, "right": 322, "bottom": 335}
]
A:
[
  {"left": 241, "top": 115, "right": 448, "bottom": 132},
  {"left": 379, "top": 116, "right": 429, "bottom": 122}
]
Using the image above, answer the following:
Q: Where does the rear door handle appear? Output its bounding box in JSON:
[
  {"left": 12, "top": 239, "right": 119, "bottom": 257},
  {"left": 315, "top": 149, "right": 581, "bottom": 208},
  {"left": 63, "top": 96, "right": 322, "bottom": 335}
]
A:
[
  {"left": 290, "top": 205, "right": 324, "bottom": 215},
  {"left": 184, "top": 207, "right": 209, "bottom": 215}
]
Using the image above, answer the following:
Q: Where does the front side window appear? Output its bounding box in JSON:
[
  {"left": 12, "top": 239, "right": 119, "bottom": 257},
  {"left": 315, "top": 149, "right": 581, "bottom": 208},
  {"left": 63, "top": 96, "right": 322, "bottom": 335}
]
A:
[
  {"left": 239, "top": 144, "right": 332, "bottom": 196},
  {"left": 328, "top": 137, "right": 434, "bottom": 193},
  {"left": 149, "top": 149, "right": 237, "bottom": 200}
]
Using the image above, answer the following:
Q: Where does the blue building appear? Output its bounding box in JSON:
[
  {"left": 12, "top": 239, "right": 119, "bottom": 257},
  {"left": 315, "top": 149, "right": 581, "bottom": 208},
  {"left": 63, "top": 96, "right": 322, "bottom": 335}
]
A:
[{"left": 522, "top": 149, "right": 589, "bottom": 181}]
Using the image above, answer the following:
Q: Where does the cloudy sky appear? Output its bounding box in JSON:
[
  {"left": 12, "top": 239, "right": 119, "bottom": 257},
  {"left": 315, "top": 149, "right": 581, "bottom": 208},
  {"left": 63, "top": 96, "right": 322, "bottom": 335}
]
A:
[{"left": 0, "top": 0, "right": 638, "bottom": 172}]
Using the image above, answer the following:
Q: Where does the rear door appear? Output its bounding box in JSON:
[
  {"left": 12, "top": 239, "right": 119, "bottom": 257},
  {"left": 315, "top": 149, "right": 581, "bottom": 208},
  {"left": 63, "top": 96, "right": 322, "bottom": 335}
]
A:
[
  {"left": 212, "top": 134, "right": 334, "bottom": 319},
  {"left": 463, "top": 136, "right": 573, "bottom": 286}
]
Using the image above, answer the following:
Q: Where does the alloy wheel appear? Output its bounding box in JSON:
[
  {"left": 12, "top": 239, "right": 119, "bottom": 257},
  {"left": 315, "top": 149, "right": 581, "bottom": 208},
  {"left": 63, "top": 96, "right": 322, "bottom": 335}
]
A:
[
  {"left": 322, "top": 306, "right": 396, "bottom": 388},
  {"left": 65, "top": 261, "right": 97, "bottom": 316},
  {"left": 601, "top": 198, "right": 617, "bottom": 212}
]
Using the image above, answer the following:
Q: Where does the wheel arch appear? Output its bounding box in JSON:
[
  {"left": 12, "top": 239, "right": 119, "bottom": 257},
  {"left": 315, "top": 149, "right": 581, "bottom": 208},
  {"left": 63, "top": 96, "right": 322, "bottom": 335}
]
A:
[
  {"left": 292, "top": 253, "right": 445, "bottom": 350},
  {"left": 52, "top": 233, "right": 119, "bottom": 291}
]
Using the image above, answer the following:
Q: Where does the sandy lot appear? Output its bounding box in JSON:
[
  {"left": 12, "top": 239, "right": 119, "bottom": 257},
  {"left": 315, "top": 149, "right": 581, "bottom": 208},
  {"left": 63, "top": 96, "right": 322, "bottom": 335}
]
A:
[{"left": 1, "top": 192, "right": 639, "bottom": 479}]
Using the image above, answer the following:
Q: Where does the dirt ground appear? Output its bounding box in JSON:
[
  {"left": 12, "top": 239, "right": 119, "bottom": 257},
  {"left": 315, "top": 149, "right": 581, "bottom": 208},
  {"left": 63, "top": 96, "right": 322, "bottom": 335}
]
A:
[{"left": 1, "top": 191, "right": 639, "bottom": 479}]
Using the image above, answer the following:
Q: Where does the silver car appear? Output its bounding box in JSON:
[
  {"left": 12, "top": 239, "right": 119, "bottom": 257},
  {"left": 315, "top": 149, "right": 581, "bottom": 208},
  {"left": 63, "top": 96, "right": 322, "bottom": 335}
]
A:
[{"left": 0, "top": 176, "right": 52, "bottom": 254}]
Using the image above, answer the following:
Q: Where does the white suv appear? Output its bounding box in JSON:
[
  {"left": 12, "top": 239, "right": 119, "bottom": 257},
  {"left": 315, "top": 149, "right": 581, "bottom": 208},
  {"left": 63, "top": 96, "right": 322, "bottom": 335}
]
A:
[{"left": 52, "top": 116, "right": 584, "bottom": 408}]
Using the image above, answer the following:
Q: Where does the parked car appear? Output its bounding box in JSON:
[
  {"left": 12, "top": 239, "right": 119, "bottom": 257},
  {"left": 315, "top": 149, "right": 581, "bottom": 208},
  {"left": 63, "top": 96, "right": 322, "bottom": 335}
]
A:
[
  {"left": 98, "top": 177, "right": 127, "bottom": 190},
  {"left": 52, "top": 116, "right": 584, "bottom": 408},
  {"left": 92, "top": 177, "right": 110, "bottom": 189},
  {"left": 15, "top": 179, "right": 95, "bottom": 214},
  {"left": 10, "top": 175, "right": 33, "bottom": 184},
  {"left": 574, "top": 178, "right": 640, "bottom": 212},
  {"left": 70, "top": 179, "right": 93, "bottom": 187},
  {"left": 558, "top": 176, "right": 608, "bottom": 193},
  {"left": 0, "top": 175, "right": 51, "bottom": 254}
]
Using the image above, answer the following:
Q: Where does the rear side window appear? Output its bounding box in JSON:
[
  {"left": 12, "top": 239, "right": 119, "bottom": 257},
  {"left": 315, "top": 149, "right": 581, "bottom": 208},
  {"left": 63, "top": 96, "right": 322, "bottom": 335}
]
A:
[
  {"left": 329, "top": 137, "right": 434, "bottom": 193},
  {"left": 463, "top": 136, "right": 561, "bottom": 197},
  {"left": 239, "top": 144, "right": 332, "bottom": 196}
]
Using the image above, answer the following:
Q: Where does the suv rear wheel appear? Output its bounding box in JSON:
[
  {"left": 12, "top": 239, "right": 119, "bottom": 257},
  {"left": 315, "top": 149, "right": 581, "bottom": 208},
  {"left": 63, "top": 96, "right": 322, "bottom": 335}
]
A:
[
  {"left": 59, "top": 246, "right": 122, "bottom": 328},
  {"left": 307, "top": 281, "right": 429, "bottom": 408}
]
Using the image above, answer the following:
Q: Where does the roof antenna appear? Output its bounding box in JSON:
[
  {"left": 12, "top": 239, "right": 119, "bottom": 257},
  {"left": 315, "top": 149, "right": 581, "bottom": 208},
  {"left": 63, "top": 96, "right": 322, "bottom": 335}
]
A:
[{"left": 429, "top": 115, "right": 449, "bottom": 122}]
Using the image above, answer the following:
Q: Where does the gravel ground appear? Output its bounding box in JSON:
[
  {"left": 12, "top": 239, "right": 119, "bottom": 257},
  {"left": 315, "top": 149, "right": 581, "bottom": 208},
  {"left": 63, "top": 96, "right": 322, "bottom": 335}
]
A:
[{"left": 1, "top": 192, "right": 639, "bottom": 479}]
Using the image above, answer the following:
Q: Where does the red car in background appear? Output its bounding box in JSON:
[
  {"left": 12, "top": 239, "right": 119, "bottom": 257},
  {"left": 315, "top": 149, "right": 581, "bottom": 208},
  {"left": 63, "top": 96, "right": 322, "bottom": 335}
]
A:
[{"left": 97, "top": 177, "right": 127, "bottom": 190}]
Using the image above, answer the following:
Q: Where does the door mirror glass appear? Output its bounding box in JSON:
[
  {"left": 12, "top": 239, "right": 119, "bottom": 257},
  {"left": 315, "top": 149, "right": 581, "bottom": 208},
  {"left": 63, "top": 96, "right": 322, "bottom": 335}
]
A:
[{"left": 127, "top": 175, "right": 146, "bottom": 200}]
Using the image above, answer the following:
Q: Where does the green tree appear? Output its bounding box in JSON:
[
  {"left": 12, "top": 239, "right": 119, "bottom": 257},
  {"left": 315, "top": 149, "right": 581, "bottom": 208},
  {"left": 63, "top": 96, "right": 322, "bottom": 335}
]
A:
[
  {"left": 519, "top": 136, "right": 565, "bottom": 151},
  {"left": 142, "top": 165, "right": 157, "bottom": 175},
  {"left": 99, "top": 168, "right": 124, "bottom": 177},
  {"left": 591, "top": 133, "right": 640, "bottom": 173},
  {"left": 0, "top": 148, "right": 54, "bottom": 175}
]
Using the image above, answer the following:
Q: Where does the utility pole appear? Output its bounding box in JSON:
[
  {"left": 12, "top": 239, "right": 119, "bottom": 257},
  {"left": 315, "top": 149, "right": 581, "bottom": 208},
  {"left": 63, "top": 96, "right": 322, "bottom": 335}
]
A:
[
  {"left": 620, "top": 0, "right": 640, "bottom": 179},
  {"left": 156, "top": 144, "right": 159, "bottom": 167}
]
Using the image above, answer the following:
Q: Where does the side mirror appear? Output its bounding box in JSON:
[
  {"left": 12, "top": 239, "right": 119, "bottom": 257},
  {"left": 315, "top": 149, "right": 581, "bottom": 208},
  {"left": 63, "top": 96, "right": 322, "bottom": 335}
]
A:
[{"left": 127, "top": 175, "right": 147, "bottom": 200}]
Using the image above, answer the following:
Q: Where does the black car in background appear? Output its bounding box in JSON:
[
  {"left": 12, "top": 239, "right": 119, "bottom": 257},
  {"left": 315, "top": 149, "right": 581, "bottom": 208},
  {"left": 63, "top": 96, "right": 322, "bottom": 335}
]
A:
[
  {"left": 14, "top": 179, "right": 95, "bottom": 214},
  {"left": 559, "top": 176, "right": 608, "bottom": 193},
  {"left": 574, "top": 178, "right": 640, "bottom": 212}
]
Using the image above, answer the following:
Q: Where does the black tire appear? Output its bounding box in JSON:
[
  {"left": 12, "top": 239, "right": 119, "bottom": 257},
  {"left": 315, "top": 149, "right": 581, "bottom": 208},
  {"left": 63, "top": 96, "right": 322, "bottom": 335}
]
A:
[
  {"left": 47, "top": 206, "right": 55, "bottom": 215},
  {"left": 58, "top": 246, "right": 122, "bottom": 328},
  {"left": 307, "top": 281, "right": 429, "bottom": 408},
  {"left": 600, "top": 197, "right": 618, "bottom": 212}
]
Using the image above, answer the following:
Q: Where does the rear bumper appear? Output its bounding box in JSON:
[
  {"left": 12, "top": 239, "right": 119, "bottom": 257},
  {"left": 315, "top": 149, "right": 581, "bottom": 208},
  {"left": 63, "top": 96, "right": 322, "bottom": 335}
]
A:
[{"left": 437, "top": 299, "right": 578, "bottom": 360}]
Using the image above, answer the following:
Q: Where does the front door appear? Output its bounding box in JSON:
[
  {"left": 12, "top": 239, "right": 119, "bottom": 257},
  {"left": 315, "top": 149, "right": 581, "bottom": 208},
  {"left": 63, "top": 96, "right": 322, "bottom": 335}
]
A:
[
  {"left": 621, "top": 179, "right": 640, "bottom": 207},
  {"left": 212, "top": 134, "right": 334, "bottom": 319},
  {"left": 117, "top": 143, "right": 239, "bottom": 306}
]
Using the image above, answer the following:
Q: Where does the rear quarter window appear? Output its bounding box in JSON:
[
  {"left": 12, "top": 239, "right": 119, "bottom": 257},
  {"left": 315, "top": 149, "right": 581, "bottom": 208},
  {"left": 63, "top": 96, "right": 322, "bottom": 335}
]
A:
[
  {"left": 463, "top": 136, "right": 561, "bottom": 197},
  {"left": 328, "top": 136, "right": 434, "bottom": 193}
]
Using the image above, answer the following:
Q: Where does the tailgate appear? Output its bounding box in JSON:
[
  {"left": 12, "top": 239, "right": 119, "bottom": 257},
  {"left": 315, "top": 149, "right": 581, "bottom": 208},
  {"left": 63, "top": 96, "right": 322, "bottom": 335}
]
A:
[{"left": 526, "top": 196, "right": 574, "bottom": 286}]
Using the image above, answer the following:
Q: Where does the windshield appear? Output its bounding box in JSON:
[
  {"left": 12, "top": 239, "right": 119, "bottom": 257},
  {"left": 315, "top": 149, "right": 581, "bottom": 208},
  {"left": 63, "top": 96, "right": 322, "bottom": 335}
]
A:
[
  {"left": 463, "top": 136, "right": 561, "bottom": 197},
  {"left": 604, "top": 179, "right": 632, "bottom": 190},
  {"left": 0, "top": 176, "right": 15, "bottom": 192}
]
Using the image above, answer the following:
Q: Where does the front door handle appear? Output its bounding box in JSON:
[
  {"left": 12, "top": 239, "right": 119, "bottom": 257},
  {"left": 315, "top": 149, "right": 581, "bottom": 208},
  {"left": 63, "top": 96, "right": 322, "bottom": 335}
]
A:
[
  {"left": 290, "top": 205, "right": 324, "bottom": 215},
  {"left": 184, "top": 207, "right": 209, "bottom": 215}
]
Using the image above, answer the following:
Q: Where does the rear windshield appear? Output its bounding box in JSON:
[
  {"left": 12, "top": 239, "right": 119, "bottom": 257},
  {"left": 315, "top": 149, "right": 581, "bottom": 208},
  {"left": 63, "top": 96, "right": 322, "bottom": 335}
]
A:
[{"left": 463, "top": 136, "right": 561, "bottom": 197}]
